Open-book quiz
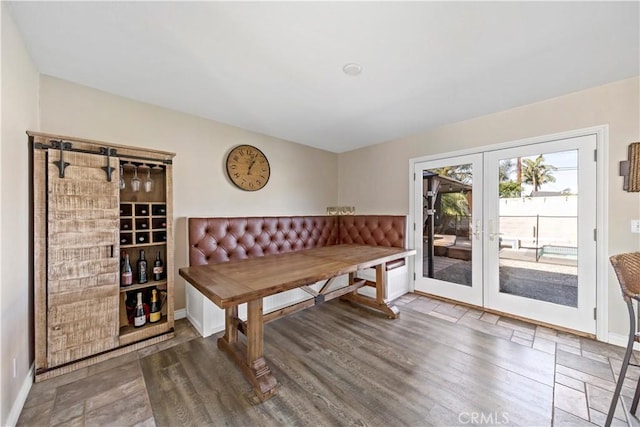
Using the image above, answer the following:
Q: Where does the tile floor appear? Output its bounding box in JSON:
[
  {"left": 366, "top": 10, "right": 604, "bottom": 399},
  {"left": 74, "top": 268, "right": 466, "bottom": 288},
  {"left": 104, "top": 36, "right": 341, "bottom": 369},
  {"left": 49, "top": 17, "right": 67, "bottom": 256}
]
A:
[
  {"left": 16, "top": 293, "right": 640, "bottom": 426},
  {"left": 397, "top": 293, "right": 640, "bottom": 426}
]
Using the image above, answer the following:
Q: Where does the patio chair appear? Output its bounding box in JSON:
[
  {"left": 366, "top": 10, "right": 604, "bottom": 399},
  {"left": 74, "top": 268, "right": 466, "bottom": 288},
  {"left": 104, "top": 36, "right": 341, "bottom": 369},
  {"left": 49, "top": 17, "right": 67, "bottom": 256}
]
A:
[{"left": 606, "top": 252, "right": 640, "bottom": 426}]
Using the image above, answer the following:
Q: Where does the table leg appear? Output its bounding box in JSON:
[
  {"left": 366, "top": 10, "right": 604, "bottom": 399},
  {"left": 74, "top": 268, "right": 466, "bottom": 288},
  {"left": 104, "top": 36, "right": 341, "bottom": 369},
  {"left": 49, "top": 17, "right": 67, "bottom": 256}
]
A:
[
  {"left": 217, "top": 299, "right": 278, "bottom": 401},
  {"left": 341, "top": 263, "right": 399, "bottom": 319},
  {"left": 375, "top": 263, "right": 399, "bottom": 318},
  {"left": 246, "top": 299, "right": 278, "bottom": 399},
  {"left": 223, "top": 306, "right": 238, "bottom": 344}
]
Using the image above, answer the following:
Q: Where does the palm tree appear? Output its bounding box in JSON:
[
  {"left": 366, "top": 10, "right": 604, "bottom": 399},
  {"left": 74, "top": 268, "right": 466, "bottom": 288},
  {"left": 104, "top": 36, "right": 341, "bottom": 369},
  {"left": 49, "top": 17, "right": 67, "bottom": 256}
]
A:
[
  {"left": 498, "top": 159, "right": 514, "bottom": 182},
  {"left": 521, "top": 155, "right": 557, "bottom": 192},
  {"left": 498, "top": 159, "right": 522, "bottom": 198}
]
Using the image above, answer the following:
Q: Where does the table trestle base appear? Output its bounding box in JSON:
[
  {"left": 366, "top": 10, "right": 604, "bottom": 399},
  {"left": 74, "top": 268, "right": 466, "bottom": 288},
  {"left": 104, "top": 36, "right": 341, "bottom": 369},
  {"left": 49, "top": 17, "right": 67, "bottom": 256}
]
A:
[
  {"left": 235, "top": 277, "right": 369, "bottom": 334},
  {"left": 341, "top": 266, "right": 400, "bottom": 319},
  {"left": 180, "top": 245, "right": 416, "bottom": 402},
  {"left": 220, "top": 277, "right": 384, "bottom": 401}
]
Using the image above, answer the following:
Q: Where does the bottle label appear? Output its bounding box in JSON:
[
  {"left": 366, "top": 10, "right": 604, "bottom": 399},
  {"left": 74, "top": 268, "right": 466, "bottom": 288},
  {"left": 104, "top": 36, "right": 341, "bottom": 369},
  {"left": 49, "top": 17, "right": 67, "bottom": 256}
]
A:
[
  {"left": 138, "top": 267, "right": 147, "bottom": 283},
  {"left": 134, "top": 315, "right": 146, "bottom": 327},
  {"left": 121, "top": 272, "right": 133, "bottom": 286},
  {"left": 153, "top": 266, "right": 163, "bottom": 274},
  {"left": 149, "top": 311, "right": 161, "bottom": 322}
]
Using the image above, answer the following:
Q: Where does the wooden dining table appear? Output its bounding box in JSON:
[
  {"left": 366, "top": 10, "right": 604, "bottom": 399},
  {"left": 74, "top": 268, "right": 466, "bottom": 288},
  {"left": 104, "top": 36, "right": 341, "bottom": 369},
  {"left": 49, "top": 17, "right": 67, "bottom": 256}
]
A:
[{"left": 179, "top": 243, "right": 416, "bottom": 401}]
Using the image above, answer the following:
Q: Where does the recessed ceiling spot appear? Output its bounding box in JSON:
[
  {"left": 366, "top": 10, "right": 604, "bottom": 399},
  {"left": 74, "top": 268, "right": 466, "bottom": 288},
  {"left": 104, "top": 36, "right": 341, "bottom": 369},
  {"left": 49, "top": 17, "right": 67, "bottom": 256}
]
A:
[{"left": 342, "top": 63, "right": 362, "bottom": 76}]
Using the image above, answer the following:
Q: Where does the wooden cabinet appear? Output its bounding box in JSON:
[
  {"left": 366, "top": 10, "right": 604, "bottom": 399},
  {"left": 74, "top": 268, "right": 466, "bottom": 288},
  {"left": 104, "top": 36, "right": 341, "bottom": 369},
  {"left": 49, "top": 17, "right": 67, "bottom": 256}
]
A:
[{"left": 30, "top": 131, "right": 175, "bottom": 381}]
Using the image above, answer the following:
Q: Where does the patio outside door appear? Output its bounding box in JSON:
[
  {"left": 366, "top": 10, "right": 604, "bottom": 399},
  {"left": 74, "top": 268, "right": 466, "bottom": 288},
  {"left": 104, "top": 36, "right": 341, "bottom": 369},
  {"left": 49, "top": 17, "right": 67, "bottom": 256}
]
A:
[
  {"left": 484, "top": 135, "right": 597, "bottom": 334},
  {"left": 413, "top": 134, "right": 597, "bottom": 334},
  {"left": 413, "top": 154, "right": 484, "bottom": 306}
]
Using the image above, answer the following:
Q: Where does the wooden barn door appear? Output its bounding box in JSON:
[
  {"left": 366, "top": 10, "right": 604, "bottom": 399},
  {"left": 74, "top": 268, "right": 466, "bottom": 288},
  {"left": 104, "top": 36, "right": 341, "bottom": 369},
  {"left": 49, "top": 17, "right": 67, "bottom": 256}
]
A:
[{"left": 46, "top": 147, "right": 120, "bottom": 367}]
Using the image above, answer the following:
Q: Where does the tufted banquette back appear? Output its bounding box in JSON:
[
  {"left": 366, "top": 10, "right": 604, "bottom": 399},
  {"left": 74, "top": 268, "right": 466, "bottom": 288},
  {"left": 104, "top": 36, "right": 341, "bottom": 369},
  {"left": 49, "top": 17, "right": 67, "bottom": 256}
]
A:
[
  {"left": 339, "top": 215, "right": 406, "bottom": 270},
  {"left": 189, "top": 216, "right": 339, "bottom": 266},
  {"left": 188, "top": 215, "right": 407, "bottom": 269},
  {"left": 339, "top": 215, "right": 405, "bottom": 248}
]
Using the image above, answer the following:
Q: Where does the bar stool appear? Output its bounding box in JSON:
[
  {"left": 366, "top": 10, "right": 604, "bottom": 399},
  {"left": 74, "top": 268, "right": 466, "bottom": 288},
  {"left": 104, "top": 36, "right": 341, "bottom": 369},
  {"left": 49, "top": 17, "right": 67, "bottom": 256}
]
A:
[{"left": 606, "top": 252, "right": 640, "bottom": 426}]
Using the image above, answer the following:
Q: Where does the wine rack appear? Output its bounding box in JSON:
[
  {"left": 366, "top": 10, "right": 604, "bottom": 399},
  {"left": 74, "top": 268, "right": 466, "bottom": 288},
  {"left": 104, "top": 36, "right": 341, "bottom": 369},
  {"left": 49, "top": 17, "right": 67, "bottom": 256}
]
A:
[
  {"left": 118, "top": 159, "right": 173, "bottom": 346},
  {"left": 120, "top": 202, "right": 167, "bottom": 247}
]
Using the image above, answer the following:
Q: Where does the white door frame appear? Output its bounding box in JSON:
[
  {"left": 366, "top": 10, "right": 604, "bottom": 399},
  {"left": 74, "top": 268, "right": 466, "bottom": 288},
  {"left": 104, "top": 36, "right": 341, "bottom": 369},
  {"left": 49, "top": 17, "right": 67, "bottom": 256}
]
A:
[{"left": 408, "top": 125, "right": 609, "bottom": 340}]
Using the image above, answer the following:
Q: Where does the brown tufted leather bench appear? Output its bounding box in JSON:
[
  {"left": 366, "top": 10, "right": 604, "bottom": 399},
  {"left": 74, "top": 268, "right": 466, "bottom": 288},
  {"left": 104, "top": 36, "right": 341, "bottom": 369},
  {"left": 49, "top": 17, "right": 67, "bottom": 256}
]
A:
[
  {"left": 189, "top": 215, "right": 406, "bottom": 269},
  {"left": 185, "top": 214, "right": 409, "bottom": 337}
]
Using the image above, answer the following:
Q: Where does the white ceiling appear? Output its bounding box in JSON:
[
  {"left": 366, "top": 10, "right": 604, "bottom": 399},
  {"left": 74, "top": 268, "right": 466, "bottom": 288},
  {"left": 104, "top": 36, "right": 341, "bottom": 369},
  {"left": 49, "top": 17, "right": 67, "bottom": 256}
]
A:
[{"left": 8, "top": 1, "right": 640, "bottom": 153}]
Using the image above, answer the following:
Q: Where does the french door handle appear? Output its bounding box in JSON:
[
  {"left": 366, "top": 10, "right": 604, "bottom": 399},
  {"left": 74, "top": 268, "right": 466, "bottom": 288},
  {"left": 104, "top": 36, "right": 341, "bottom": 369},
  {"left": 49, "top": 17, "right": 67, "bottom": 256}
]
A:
[
  {"left": 472, "top": 220, "right": 482, "bottom": 240},
  {"left": 488, "top": 219, "right": 497, "bottom": 241}
]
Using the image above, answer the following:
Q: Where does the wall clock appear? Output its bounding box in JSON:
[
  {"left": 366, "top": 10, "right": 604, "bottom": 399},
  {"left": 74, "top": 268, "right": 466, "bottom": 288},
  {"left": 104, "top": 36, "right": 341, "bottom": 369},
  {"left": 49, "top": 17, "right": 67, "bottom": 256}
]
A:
[{"left": 225, "top": 144, "right": 271, "bottom": 191}]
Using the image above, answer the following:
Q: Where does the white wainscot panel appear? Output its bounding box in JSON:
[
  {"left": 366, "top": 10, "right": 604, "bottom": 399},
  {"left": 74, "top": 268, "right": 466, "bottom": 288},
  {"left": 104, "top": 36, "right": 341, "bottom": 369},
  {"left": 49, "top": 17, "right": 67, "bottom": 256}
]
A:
[{"left": 355, "top": 265, "right": 409, "bottom": 301}]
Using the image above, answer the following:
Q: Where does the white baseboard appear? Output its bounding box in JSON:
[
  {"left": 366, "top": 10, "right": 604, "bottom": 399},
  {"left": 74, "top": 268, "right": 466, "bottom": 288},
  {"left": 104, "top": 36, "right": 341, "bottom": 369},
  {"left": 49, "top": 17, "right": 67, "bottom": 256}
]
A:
[
  {"left": 6, "top": 363, "right": 34, "bottom": 427},
  {"left": 174, "top": 308, "right": 186, "bottom": 320}
]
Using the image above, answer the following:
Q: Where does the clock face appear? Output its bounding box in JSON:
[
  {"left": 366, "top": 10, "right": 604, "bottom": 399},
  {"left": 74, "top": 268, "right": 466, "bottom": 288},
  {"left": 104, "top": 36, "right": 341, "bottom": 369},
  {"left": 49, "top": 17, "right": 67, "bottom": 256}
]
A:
[{"left": 225, "top": 145, "right": 270, "bottom": 191}]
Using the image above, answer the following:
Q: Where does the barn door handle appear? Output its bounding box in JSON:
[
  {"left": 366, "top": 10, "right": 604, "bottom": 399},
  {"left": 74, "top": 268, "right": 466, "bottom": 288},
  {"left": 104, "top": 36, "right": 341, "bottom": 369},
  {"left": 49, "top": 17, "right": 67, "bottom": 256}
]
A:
[
  {"left": 100, "top": 147, "right": 117, "bottom": 182},
  {"left": 51, "top": 140, "right": 72, "bottom": 178}
]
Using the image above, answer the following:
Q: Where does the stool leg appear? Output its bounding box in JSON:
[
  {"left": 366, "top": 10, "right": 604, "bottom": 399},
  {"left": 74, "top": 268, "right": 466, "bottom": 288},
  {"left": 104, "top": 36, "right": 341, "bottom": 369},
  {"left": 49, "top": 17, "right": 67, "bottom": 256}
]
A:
[
  {"left": 631, "top": 367, "right": 640, "bottom": 414},
  {"left": 606, "top": 300, "right": 636, "bottom": 427}
]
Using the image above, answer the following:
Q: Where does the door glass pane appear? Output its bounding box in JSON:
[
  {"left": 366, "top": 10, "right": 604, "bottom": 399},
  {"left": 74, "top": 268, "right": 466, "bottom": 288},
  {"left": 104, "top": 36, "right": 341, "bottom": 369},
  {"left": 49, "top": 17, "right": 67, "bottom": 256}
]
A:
[
  {"left": 422, "top": 163, "right": 473, "bottom": 286},
  {"left": 497, "top": 150, "right": 578, "bottom": 307}
]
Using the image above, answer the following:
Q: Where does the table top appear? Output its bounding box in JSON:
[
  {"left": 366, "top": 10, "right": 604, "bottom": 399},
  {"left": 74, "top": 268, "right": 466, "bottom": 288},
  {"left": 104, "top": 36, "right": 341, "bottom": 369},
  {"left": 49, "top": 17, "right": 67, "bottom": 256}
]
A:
[{"left": 179, "top": 244, "right": 416, "bottom": 308}]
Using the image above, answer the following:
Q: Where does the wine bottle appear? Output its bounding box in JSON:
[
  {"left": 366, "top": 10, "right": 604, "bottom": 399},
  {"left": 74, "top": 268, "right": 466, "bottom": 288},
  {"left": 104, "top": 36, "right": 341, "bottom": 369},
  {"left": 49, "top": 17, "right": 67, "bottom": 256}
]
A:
[
  {"left": 153, "top": 251, "right": 164, "bottom": 281},
  {"left": 137, "top": 250, "right": 148, "bottom": 284},
  {"left": 121, "top": 252, "right": 133, "bottom": 286},
  {"left": 134, "top": 292, "right": 146, "bottom": 327},
  {"left": 149, "top": 289, "right": 161, "bottom": 323}
]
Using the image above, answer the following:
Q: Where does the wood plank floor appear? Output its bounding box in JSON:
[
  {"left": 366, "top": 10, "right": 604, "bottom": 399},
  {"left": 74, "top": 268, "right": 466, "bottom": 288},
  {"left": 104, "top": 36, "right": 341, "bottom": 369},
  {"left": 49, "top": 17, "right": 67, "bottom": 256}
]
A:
[{"left": 16, "top": 293, "right": 640, "bottom": 426}]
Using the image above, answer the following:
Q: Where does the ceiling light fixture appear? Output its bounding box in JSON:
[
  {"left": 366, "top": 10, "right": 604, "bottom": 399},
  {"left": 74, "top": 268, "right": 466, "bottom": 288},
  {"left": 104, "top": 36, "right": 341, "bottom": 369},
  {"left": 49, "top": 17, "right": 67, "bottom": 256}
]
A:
[{"left": 342, "top": 63, "right": 362, "bottom": 76}]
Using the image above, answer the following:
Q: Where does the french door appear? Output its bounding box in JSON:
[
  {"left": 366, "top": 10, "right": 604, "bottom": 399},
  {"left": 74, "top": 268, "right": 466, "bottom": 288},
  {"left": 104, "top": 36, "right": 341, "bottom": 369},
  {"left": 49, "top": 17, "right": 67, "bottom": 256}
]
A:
[
  {"left": 414, "top": 135, "right": 597, "bottom": 334},
  {"left": 413, "top": 154, "right": 484, "bottom": 307}
]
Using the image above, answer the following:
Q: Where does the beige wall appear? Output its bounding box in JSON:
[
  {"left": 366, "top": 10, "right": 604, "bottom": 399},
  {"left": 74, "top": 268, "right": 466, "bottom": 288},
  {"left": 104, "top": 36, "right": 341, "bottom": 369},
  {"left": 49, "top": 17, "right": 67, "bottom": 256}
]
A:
[
  {"left": 338, "top": 77, "right": 640, "bottom": 337},
  {"left": 1, "top": 3, "right": 40, "bottom": 425},
  {"left": 3, "top": 5, "right": 639, "bottom": 419},
  {"left": 38, "top": 75, "right": 339, "bottom": 311}
]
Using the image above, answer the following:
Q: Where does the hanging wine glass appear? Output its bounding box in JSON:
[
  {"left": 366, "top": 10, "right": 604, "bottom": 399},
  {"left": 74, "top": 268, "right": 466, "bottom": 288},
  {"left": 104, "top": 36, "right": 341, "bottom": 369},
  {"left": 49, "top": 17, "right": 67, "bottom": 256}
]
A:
[
  {"left": 131, "top": 165, "right": 141, "bottom": 192},
  {"left": 144, "top": 165, "right": 154, "bottom": 193},
  {"left": 119, "top": 164, "right": 126, "bottom": 190}
]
